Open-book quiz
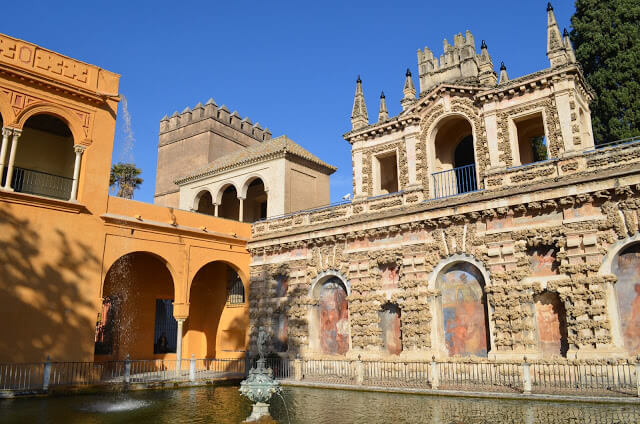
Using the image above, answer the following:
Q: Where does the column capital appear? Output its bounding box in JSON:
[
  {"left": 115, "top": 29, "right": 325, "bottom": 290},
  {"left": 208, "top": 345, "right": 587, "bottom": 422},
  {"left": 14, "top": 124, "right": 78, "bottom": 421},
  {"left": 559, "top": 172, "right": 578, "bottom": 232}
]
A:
[
  {"left": 74, "top": 144, "right": 87, "bottom": 154},
  {"left": 1, "top": 127, "right": 12, "bottom": 138},
  {"left": 237, "top": 196, "right": 246, "bottom": 201},
  {"left": 10, "top": 128, "right": 22, "bottom": 138}
]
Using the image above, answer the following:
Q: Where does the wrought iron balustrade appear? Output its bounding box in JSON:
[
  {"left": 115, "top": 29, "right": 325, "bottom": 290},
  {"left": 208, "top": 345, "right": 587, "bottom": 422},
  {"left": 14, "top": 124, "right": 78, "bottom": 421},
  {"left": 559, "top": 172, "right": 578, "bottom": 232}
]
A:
[
  {"left": 1, "top": 166, "right": 73, "bottom": 200},
  {"left": 432, "top": 163, "right": 478, "bottom": 199}
]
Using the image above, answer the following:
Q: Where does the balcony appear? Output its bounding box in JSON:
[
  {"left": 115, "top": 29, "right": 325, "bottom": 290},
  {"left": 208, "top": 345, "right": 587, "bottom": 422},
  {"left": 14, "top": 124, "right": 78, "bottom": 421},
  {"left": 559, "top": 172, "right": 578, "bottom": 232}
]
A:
[
  {"left": 1, "top": 167, "right": 73, "bottom": 200},
  {"left": 432, "top": 164, "right": 478, "bottom": 199}
]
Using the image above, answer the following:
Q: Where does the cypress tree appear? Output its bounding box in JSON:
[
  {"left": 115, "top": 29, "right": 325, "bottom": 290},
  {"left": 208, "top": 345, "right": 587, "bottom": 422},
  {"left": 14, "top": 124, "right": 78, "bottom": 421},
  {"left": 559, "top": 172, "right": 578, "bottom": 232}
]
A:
[{"left": 571, "top": 0, "right": 640, "bottom": 144}]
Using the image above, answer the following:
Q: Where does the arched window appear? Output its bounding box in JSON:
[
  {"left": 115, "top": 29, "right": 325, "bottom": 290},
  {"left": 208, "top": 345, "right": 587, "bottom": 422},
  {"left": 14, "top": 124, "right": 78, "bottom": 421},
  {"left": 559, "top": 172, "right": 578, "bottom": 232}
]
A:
[
  {"left": 379, "top": 303, "right": 402, "bottom": 355},
  {"left": 227, "top": 272, "right": 245, "bottom": 305},
  {"left": 431, "top": 116, "right": 477, "bottom": 198},
  {"left": 437, "top": 262, "right": 489, "bottom": 357},
  {"left": 195, "top": 190, "right": 215, "bottom": 215},
  {"left": 9, "top": 114, "right": 75, "bottom": 199},
  {"left": 243, "top": 178, "right": 267, "bottom": 222},
  {"left": 613, "top": 244, "right": 640, "bottom": 354},
  {"left": 218, "top": 185, "right": 240, "bottom": 220}
]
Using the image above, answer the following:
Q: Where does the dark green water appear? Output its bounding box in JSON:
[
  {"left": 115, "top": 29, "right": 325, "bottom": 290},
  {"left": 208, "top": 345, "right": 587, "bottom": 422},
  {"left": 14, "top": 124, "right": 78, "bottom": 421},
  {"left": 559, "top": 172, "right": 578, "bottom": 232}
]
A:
[{"left": 0, "top": 385, "right": 638, "bottom": 424}]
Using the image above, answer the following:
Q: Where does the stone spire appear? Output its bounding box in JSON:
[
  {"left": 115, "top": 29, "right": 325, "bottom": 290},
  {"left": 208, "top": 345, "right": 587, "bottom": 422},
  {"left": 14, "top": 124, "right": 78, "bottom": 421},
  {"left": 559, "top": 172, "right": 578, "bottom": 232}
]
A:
[
  {"left": 351, "top": 75, "right": 369, "bottom": 130},
  {"left": 499, "top": 62, "right": 509, "bottom": 84},
  {"left": 478, "top": 40, "right": 497, "bottom": 86},
  {"left": 378, "top": 91, "right": 389, "bottom": 123},
  {"left": 563, "top": 28, "right": 577, "bottom": 63},
  {"left": 546, "top": 2, "right": 570, "bottom": 67},
  {"left": 401, "top": 68, "right": 416, "bottom": 111}
]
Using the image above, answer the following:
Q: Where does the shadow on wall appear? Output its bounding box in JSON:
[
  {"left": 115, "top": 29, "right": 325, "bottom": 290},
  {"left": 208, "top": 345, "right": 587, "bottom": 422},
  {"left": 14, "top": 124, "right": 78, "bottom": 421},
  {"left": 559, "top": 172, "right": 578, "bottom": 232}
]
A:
[{"left": 0, "top": 205, "right": 99, "bottom": 362}]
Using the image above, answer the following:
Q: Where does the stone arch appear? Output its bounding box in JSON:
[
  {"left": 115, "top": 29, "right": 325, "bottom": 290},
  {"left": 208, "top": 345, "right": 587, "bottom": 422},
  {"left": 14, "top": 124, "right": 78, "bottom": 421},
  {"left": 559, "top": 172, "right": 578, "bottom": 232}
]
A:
[
  {"left": 185, "top": 260, "right": 248, "bottom": 358},
  {"left": 214, "top": 182, "right": 239, "bottom": 204},
  {"left": 0, "top": 92, "right": 15, "bottom": 126},
  {"left": 192, "top": 189, "right": 215, "bottom": 215},
  {"left": 240, "top": 176, "right": 268, "bottom": 222},
  {"left": 428, "top": 254, "right": 493, "bottom": 357},
  {"left": 187, "top": 259, "right": 248, "bottom": 302},
  {"left": 98, "top": 251, "right": 177, "bottom": 359},
  {"left": 215, "top": 182, "right": 240, "bottom": 220},
  {"left": 308, "top": 270, "right": 351, "bottom": 355},
  {"left": 15, "top": 103, "right": 88, "bottom": 145},
  {"left": 239, "top": 174, "right": 269, "bottom": 198}
]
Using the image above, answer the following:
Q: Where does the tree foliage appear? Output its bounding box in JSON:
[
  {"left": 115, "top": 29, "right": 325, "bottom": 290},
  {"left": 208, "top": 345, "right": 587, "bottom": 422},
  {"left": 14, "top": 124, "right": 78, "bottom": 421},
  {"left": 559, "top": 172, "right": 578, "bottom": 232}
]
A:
[
  {"left": 109, "top": 163, "right": 143, "bottom": 199},
  {"left": 571, "top": 0, "right": 640, "bottom": 144}
]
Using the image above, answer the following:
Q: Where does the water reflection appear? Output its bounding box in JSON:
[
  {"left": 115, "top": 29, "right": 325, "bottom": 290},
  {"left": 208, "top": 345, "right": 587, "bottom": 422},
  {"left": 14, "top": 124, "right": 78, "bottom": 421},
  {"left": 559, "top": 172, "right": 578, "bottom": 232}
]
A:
[{"left": 0, "top": 385, "right": 637, "bottom": 424}]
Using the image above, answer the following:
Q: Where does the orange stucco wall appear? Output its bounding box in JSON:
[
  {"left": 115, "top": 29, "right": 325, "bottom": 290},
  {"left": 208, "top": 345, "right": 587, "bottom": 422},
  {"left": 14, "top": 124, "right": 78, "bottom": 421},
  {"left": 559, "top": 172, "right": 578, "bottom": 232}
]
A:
[{"left": 0, "top": 33, "right": 251, "bottom": 363}]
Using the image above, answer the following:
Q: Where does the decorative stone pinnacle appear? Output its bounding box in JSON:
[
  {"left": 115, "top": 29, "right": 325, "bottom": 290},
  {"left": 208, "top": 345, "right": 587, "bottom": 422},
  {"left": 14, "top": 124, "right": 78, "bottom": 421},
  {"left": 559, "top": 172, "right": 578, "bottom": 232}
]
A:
[
  {"left": 405, "top": 68, "right": 412, "bottom": 77},
  {"left": 380, "top": 91, "right": 385, "bottom": 99},
  {"left": 481, "top": 40, "right": 487, "bottom": 49},
  {"left": 357, "top": 75, "right": 362, "bottom": 83},
  {"left": 547, "top": 2, "right": 553, "bottom": 11},
  {"left": 500, "top": 61, "right": 506, "bottom": 71}
]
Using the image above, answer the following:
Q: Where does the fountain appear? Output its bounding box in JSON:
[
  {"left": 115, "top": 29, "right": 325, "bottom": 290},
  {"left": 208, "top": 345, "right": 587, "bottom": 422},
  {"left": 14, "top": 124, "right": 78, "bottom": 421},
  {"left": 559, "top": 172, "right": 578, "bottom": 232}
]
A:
[{"left": 239, "top": 327, "right": 281, "bottom": 423}]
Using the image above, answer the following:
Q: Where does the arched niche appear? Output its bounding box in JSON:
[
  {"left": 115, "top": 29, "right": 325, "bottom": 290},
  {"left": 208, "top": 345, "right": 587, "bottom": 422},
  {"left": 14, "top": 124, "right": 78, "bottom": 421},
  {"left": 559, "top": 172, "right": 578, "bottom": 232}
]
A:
[
  {"left": 534, "top": 291, "right": 568, "bottom": 357},
  {"left": 308, "top": 271, "right": 350, "bottom": 355},
  {"left": 612, "top": 243, "right": 640, "bottom": 354},
  {"left": 379, "top": 302, "right": 402, "bottom": 355},
  {"left": 429, "top": 256, "right": 491, "bottom": 357}
]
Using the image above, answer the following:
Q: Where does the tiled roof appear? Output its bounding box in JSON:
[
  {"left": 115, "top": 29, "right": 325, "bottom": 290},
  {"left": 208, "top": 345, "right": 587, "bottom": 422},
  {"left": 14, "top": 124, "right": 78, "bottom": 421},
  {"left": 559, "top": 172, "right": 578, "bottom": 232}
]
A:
[{"left": 175, "top": 135, "right": 337, "bottom": 184}]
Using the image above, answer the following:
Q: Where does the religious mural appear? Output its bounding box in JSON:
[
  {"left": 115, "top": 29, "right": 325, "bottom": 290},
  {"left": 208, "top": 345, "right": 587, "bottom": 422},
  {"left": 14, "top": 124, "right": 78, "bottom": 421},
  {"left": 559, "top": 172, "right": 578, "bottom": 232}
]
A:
[
  {"left": 378, "top": 303, "right": 402, "bottom": 355},
  {"left": 319, "top": 278, "right": 349, "bottom": 355},
  {"left": 438, "top": 263, "right": 488, "bottom": 357},
  {"left": 534, "top": 291, "right": 568, "bottom": 357},
  {"left": 528, "top": 246, "right": 558, "bottom": 277},
  {"left": 614, "top": 244, "right": 640, "bottom": 354}
]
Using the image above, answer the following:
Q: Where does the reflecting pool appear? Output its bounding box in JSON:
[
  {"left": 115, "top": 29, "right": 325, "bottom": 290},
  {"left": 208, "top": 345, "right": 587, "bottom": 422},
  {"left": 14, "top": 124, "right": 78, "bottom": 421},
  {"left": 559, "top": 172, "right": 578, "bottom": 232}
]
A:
[{"left": 0, "top": 385, "right": 638, "bottom": 424}]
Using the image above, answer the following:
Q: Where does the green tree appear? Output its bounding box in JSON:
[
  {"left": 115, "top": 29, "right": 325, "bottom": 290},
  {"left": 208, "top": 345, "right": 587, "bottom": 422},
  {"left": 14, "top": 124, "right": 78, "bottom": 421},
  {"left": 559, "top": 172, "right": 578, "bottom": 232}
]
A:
[
  {"left": 571, "top": 0, "right": 640, "bottom": 144},
  {"left": 109, "top": 163, "right": 143, "bottom": 199}
]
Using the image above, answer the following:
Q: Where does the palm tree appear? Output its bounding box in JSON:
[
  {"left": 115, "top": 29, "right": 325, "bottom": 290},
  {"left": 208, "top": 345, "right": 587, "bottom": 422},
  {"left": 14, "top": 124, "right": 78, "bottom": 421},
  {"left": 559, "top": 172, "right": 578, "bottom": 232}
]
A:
[{"left": 110, "top": 163, "right": 143, "bottom": 199}]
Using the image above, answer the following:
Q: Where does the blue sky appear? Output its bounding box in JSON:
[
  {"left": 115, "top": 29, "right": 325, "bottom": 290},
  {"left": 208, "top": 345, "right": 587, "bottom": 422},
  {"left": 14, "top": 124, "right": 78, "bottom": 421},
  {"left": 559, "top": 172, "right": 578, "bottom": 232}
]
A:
[{"left": 3, "top": 1, "right": 575, "bottom": 204}]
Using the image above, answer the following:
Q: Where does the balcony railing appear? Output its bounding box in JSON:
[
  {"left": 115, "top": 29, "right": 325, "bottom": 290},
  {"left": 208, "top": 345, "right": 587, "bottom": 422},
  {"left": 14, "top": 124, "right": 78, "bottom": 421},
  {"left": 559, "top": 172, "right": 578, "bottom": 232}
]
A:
[
  {"left": 432, "top": 163, "right": 478, "bottom": 199},
  {"left": 1, "top": 167, "right": 73, "bottom": 200}
]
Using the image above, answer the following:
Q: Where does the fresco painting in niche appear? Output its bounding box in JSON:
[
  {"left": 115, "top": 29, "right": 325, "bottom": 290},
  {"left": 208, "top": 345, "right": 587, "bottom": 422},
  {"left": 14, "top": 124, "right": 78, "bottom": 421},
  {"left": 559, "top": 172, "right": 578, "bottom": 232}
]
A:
[
  {"left": 614, "top": 244, "right": 640, "bottom": 354},
  {"left": 529, "top": 246, "right": 558, "bottom": 277},
  {"left": 439, "top": 263, "right": 488, "bottom": 357},
  {"left": 319, "top": 278, "right": 349, "bottom": 355},
  {"left": 534, "top": 291, "right": 568, "bottom": 357},
  {"left": 378, "top": 303, "right": 402, "bottom": 355}
]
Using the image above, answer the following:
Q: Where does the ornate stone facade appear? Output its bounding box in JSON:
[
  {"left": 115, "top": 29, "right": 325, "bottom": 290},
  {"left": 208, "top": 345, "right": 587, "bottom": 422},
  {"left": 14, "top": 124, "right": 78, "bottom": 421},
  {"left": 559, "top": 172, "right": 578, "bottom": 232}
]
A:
[{"left": 246, "top": 7, "right": 640, "bottom": 363}]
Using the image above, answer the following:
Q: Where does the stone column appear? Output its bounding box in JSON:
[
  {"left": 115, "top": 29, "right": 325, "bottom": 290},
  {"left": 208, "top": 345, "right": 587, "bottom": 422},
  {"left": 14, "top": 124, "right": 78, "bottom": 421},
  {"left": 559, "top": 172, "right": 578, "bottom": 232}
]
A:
[
  {"left": 176, "top": 318, "right": 185, "bottom": 370},
  {"left": 69, "top": 145, "right": 86, "bottom": 201},
  {"left": 3, "top": 129, "right": 21, "bottom": 191},
  {"left": 213, "top": 203, "right": 219, "bottom": 217},
  {"left": 238, "top": 197, "right": 245, "bottom": 222},
  {"left": 0, "top": 128, "right": 12, "bottom": 175}
]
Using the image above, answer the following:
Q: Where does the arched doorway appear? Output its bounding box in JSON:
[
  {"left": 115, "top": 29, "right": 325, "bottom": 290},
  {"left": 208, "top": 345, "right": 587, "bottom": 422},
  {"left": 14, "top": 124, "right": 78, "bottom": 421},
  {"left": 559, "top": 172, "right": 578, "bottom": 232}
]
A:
[
  {"left": 431, "top": 116, "right": 477, "bottom": 197},
  {"left": 96, "top": 252, "right": 175, "bottom": 359},
  {"left": 218, "top": 185, "right": 240, "bottom": 220},
  {"left": 613, "top": 244, "right": 640, "bottom": 354},
  {"left": 243, "top": 178, "right": 268, "bottom": 222},
  {"left": 195, "top": 190, "right": 215, "bottom": 215},
  {"left": 534, "top": 291, "right": 568, "bottom": 357},
  {"left": 437, "top": 262, "right": 489, "bottom": 357},
  {"left": 184, "top": 261, "right": 247, "bottom": 359},
  {"left": 309, "top": 275, "right": 350, "bottom": 355},
  {"left": 9, "top": 114, "right": 75, "bottom": 199}
]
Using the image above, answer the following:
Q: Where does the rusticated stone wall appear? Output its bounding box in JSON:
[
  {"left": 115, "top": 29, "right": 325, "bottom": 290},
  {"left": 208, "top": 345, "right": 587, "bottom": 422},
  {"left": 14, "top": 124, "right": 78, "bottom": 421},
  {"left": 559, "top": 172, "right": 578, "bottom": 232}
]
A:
[{"left": 248, "top": 181, "right": 640, "bottom": 361}]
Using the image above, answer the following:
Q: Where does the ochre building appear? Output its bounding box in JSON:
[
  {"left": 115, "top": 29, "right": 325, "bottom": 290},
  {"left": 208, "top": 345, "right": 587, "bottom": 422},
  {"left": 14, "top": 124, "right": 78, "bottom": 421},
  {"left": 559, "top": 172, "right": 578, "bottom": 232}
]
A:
[
  {"left": 246, "top": 6, "right": 640, "bottom": 362},
  {"left": 0, "top": 34, "right": 252, "bottom": 363}
]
